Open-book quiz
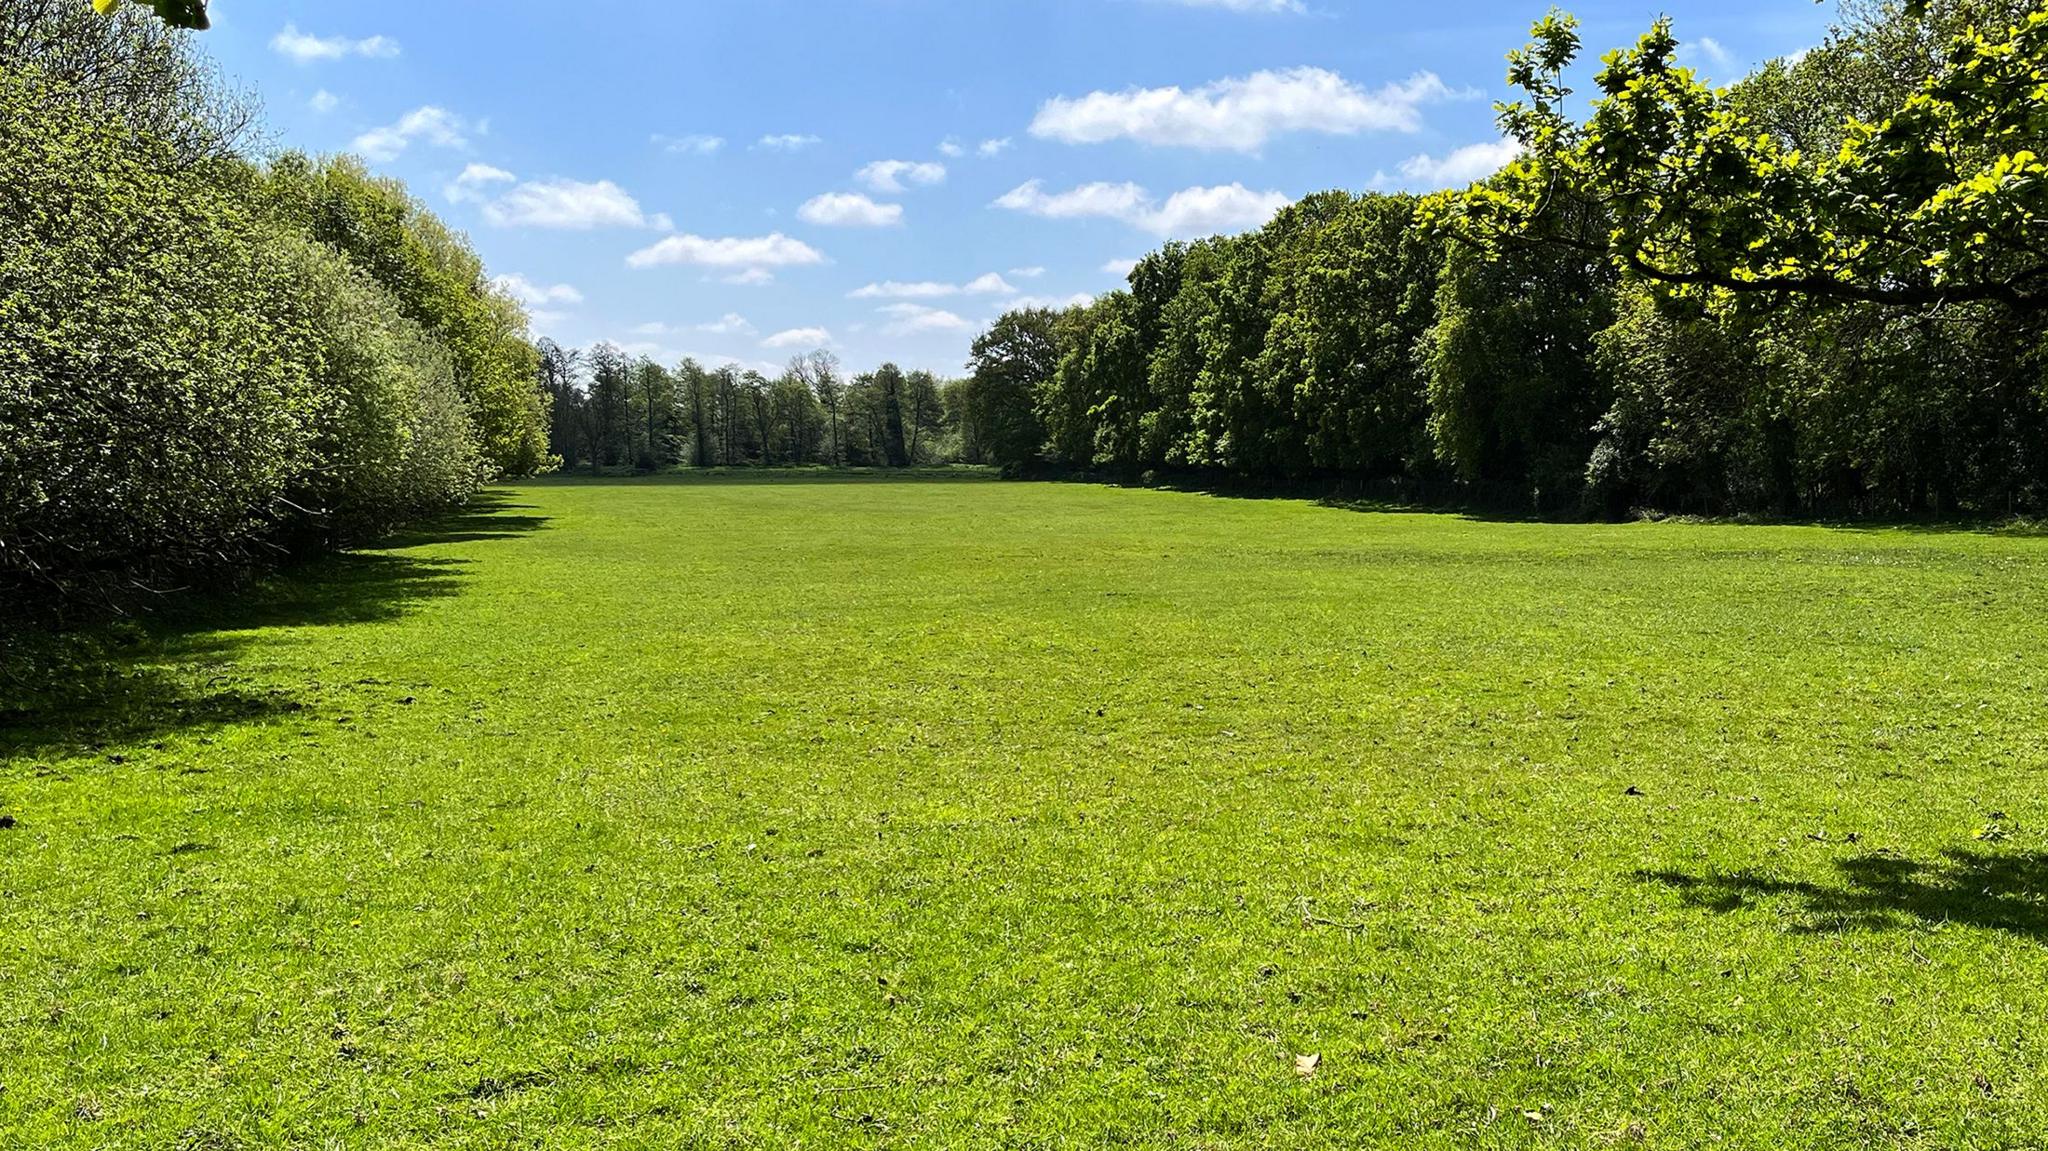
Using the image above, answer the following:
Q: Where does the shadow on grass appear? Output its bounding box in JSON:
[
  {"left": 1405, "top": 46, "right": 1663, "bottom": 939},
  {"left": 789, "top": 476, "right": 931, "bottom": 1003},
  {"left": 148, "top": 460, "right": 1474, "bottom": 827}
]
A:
[
  {"left": 375, "top": 491, "right": 554, "bottom": 547},
  {"left": 0, "top": 495, "right": 549, "bottom": 759},
  {"left": 1638, "top": 850, "right": 2048, "bottom": 941},
  {"left": 524, "top": 465, "right": 1001, "bottom": 487}
]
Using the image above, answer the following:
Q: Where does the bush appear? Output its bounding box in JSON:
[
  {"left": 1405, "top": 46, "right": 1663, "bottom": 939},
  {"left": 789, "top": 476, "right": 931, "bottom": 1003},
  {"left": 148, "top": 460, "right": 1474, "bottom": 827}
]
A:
[
  {"left": 268, "top": 233, "right": 487, "bottom": 544},
  {"left": 0, "top": 70, "right": 322, "bottom": 591}
]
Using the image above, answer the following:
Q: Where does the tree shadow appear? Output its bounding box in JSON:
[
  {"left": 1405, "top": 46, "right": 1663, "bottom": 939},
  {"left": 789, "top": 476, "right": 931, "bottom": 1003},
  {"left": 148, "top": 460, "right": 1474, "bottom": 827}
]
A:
[
  {"left": 525, "top": 466, "right": 1001, "bottom": 488},
  {"left": 1, "top": 494, "right": 549, "bottom": 760},
  {"left": 1637, "top": 849, "right": 2048, "bottom": 941},
  {"left": 373, "top": 492, "right": 553, "bottom": 547}
]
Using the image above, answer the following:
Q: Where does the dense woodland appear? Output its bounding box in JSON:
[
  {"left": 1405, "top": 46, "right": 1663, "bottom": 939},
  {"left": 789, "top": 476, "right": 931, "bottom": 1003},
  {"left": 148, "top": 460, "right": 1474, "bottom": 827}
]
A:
[
  {"left": 952, "top": 0, "right": 2048, "bottom": 516},
  {"left": 1, "top": 0, "right": 547, "bottom": 601},
  {"left": 5, "top": 0, "right": 2047, "bottom": 607}
]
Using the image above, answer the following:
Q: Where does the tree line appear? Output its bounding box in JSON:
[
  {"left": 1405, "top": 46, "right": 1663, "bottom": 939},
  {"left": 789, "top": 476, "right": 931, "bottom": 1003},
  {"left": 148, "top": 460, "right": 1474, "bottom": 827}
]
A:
[
  {"left": 538, "top": 346, "right": 962, "bottom": 470},
  {"left": 1, "top": 1, "right": 551, "bottom": 602},
  {"left": 957, "top": 0, "right": 2048, "bottom": 518}
]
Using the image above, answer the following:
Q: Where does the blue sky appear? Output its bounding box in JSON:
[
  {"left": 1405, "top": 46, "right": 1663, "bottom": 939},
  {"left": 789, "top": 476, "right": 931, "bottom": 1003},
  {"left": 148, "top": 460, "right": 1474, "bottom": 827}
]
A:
[{"left": 204, "top": 0, "right": 1834, "bottom": 377}]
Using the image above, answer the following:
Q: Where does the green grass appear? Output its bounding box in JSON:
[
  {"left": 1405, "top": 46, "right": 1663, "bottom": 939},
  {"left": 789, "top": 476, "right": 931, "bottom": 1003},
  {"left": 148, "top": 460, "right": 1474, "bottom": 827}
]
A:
[{"left": 6, "top": 473, "right": 2048, "bottom": 1148}]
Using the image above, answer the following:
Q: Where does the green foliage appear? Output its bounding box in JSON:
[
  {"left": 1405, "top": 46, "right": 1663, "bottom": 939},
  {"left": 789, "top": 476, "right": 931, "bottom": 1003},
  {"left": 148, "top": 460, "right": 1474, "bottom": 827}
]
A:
[
  {"left": 1422, "top": 191, "right": 1618, "bottom": 508},
  {"left": 961, "top": 0, "right": 2048, "bottom": 518},
  {"left": 0, "top": 71, "right": 318, "bottom": 587},
  {"left": 265, "top": 155, "right": 552, "bottom": 478},
  {"left": 1588, "top": 286, "right": 1774, "bottom": 514},
  {"left": 966, "top": 308, "right": 1060, "bottom": 470},
  {"left": 1449, "top": 3, "right": 2048, "bottom": 313},
  {"left": 268, "top": 233, "right": 489, "bottom": 537},
  {"left": 1, "top": 8, "right": 545, "bottom": 600}
]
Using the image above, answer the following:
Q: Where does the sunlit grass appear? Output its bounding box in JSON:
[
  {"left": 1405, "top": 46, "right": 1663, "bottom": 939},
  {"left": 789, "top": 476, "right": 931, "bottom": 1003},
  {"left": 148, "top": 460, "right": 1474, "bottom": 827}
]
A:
[{"left": 5, "top": 473, "right": 2047, "bottom": 1147}]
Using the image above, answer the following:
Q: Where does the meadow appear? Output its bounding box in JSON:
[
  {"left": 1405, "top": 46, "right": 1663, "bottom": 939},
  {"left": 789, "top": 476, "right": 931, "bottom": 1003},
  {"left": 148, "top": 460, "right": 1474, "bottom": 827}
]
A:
[{"left": 4, "top": 473, "right": 2047, "bottom": 1148}]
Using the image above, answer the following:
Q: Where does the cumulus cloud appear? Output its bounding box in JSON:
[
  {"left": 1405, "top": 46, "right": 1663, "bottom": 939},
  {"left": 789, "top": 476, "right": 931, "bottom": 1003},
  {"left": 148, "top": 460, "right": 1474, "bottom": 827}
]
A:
[
  {"left": 994, "top": 179, "right": 1291, "bottom": 237},
  {"left": 978, "top": 138, "right": 1013, "bottom": 157},
  {"left": 937, "top": 139, "right": 967, "bottom": 158},
  {"left": 762, "top": 327, "right": 833, "bottom": 350},
  {"left": 963, "top": 272, "right": 1017, "bottom": 294},
  {"left": 354, "top": 106, "right": 468, "bottom": 162},
  {"left": 1372, "top": 138, "right": 1520, "bottom": 190},
  {"left": 1009, "top": 266, "right": 1047, "bottom": 278},
  {"left": 698, "top": 314, "right": 757, "bottom": 336},
  {"left": 445, "top": 163, "right": 514, "bottom": 197},
  {"left": 849, "top": 274, "right": 1017, "bottom": 299},
  {"left": 1030, "top": 68, "right": 1466, "bottom": 152},
  {"left": 856, "top": 160, "right": 947, "bottom": 193},
  {"left": 271, "top": 24, "right": 400, "bottom": 64},
  {"left": 757, "top": 134, "right": 823, "bottom": 151},
  {"left": 491, "top": 274, "right": 583, "bottom": 308},
  {"left": 798, "top": 192, "right": 904, "bottom": 228},
  {"left": 449, "top": 166, "right": 670, "bottom": 230},
  {"left": 993, "top": 180, "right": 1152, "bottom": 221},
  {"left": 877, "top": 304, "right": 973, "bottom": 337},
  {"left": 1101, "top": 257, "right": 1140, "bottom": 276},
  {"left": 654, "top": 133, "right": 725, "bottom": 156},
  {"left": 626, "top": 234, "right": 828, "bottom": 278},
  {"left": 492, "top": 179, "right": 667, "bottom": 229},
  {"left": 309, "top": 89, "right": 339, "bottom": 114}
]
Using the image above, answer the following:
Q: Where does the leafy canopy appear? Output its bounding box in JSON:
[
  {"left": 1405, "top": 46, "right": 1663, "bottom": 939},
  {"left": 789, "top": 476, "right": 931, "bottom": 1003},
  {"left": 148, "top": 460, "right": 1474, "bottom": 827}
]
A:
[{"left": 1435, "top": 4, "right": 2048, "bottom": 313}]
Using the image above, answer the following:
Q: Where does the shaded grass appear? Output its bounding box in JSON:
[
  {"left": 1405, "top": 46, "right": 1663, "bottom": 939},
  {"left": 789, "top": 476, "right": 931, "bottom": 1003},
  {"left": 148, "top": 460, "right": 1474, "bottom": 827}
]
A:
[{"left": 4, "top": 474, "right": 2048, "bottom": 1147}]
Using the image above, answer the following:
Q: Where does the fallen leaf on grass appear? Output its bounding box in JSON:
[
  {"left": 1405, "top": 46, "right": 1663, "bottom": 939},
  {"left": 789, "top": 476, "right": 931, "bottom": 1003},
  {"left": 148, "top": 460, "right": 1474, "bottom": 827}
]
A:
[{"left": 1294, "top": 1053, "right": 1320, "bottom": 1077}]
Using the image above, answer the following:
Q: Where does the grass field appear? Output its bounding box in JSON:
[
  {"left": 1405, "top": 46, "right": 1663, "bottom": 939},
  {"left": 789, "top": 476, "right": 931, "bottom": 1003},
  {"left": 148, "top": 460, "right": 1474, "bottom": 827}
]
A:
[{"left": 5, "top": 474, "right": 2048, "bottom": 1148}]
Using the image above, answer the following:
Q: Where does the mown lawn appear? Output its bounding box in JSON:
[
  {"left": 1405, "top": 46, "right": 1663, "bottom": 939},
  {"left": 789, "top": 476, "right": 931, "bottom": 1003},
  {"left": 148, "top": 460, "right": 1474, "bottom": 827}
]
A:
[{"left": 5, "top": 474, "right": 2048, "bottom": 1148}]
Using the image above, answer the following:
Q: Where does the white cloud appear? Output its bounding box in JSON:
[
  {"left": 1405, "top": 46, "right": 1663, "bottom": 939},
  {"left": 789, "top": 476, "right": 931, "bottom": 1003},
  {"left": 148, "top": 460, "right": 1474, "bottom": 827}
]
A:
[
  {"left": 978, "top": 138, "right": 1013, "bottom": 157},
  {"left": 798, "top": 192, "right": 904, "bottom": 228},
  {"left": 309, "top": 90, "right": 339, "bottom": 114},
  {"left": 757, "top": 134, "right": 823, "bottom": 151},
  {"left": 445, "top": 163, "right": 515, "bottom": 201},
  {"left": 762, "top": 327, "right": 833, "bottom": 350},
  {"left": 1009, "top": 266, "right": 1047, "bottom": 278},
  {"left": 849, "top": 274, "right": 1017, "bottom": 300},
  {"left": 1372, "top": 138, "right": 1520, "bottom": 190},
  {"left": 1694, "top": 37, "right": 1734, "bottom": 66},
  {"left": 467, "top": 176, "right": 667, "bottom": 230},
  {"left": 1101, "top": 257, "right": 1140, "bottom": 277},
  {"left": 723, "top": 268, "right": 779, "bottom": 287},
  {"left": 877, "top": 303, "right": 973, "bottom": 337},
  {"left": 1030, "top": 68, "right": 1466, "bottom": 152},
  {"left": 855, "top": 160, "right": 947, "bottom": 193},
  {"left": 491, "top": 273, "right": 583, "bottom": 307},
  {"left": 654, "top": 133, "right": 725, "bottom": 156},
  {"left": 963, "top": 272, "right": 1017, "bottom": 295},
  {"left": 937, "top": 139, "right": 966, "bottom": 158},
  {"left": 994, "top": 179, "right": 1291, "bottom": 237},
  {"left": 626, "top": 233, "right": 828, "bottom": 275},
  {"left": 1147, "top": 183, "right": 1295, "bottom": 235},
  {"left": 993, "top": 180, "right": 1151, "bottom": 221},
  {"left": 699, "top": 313, "right": 757, "bottom": 336},
  {"left": 354, "top": 106, "right": 468, "bottom": 163},
  {"left": 271, "top": 23, "right": 400, "bottom": 64},
  {"left": 850, "top": 281, "right": 957, "bottom": 300}
]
